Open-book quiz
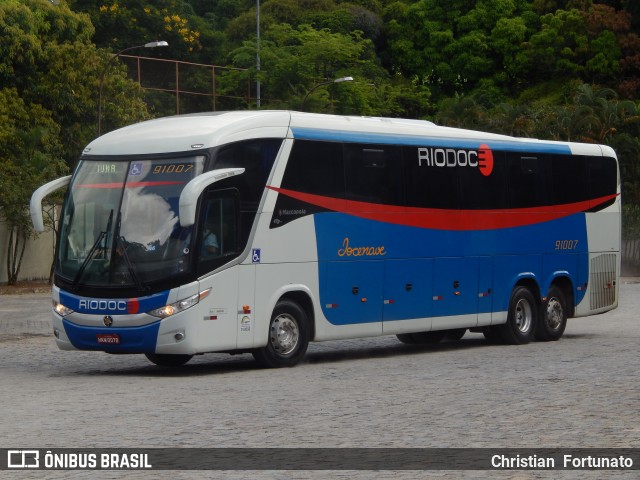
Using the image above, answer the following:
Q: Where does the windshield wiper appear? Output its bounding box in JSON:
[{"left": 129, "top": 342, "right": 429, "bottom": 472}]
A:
[
  {"left": 72, "top": 209, "right": 113, "bottom": 286},
  {"left": 115, "top": 235, "right": 146, "bottom": 292}
]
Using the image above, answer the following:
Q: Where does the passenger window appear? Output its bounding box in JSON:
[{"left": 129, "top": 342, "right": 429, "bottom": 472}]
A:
[
  {"left": 551, "top": 155, "right": 588, "bottom": 207},
  {"left": 281, "top": 140, "right": 345, "bottom": 197},
  {"left": 458, "top": 150, "right": 507, "bottom": 210},
  {"left": 507, "top": 155, "right": 551, "bottom": 209},
  {"left": 589, "top": 156, "right": 617, "bottom": 199},
  {"left": 344, "top": 144, "right": 403, "bottom": 206},
  {"left": 403, "top": 146, "right": 459, "bottom": 209}
]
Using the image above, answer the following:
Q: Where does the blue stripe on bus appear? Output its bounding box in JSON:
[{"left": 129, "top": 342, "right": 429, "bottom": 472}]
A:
[
  {"left": 63, "top": 319, "right": 160, "bottom": 353},
  {"left": 59, "top": 290, "right": 170, "bottom": 315},
  {"left": 290, "top": 127, "right": 573, "bottom": 155},
  {"left": 313, "top": 212, "right": 588, "bottom": 325}
]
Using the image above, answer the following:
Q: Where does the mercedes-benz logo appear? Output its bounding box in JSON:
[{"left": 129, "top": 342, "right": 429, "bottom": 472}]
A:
[{"left": 103, "top": 315, "right": 114, "bottom": 327}]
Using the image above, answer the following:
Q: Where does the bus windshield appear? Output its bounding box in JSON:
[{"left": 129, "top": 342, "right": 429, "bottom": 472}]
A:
[{"left": 56, "top": 156, "right": 205, "bottom": 287}]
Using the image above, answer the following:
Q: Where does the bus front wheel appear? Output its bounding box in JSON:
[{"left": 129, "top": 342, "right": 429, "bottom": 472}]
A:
[
  {"left": 498, "top": 286, "right": 537, "bottom": 345},
  {"left": 252, "top": 300, "right": 310, "bottom": 368},
  {"left": 536, "top": 286, "right": 567, "bottom": 341},
  {"left": 145, "top": 353, "right": 193, "bottom": 367}
]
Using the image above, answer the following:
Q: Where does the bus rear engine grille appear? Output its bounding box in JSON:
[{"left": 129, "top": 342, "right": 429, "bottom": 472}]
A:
[{"left": 590, "top": 254, "right": 617, "bottom": 310}]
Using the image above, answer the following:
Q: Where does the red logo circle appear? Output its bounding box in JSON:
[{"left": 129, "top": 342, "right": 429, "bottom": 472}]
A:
[
  {"left": 478, "top": 144, "right": 494, "bottom": 176},
  {"left": 127, "top": 298, "right": 140, "bottom": 314}
]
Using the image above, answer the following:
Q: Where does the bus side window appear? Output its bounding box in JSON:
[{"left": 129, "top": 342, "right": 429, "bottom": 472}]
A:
[
  {"left": 281, "top": 140, "right": 344, "bottom": 197},
  {"left": 589, "top": 156, "right": 618, "bottom": 198},
  {"left": 551, "top": 154, "right": 588, "bottom": 208},
  {"left": 344, "top": 144, "right": 402, "bottom": 206},
  {"left": 213, "top": 139, "right": 282, "bottom": 207},
  {"left": 458, "top": 150, "right": 507, "bottom": 210},
  {"left": 197, "top": 189, "right": 240, "bottom": 274},
  {"left": 403, "top": 146, "right": 459, "bottom": 209},
  {"left": 508, "top": 155, "right": 551, "bottom": 209}
]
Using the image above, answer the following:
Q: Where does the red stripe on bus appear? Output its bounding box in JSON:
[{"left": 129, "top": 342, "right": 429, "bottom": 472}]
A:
[{"left": 267, "top": 186, "right": 618, "bottom": 231}]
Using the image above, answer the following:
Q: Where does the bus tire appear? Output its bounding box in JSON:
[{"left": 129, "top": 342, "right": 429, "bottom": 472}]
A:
[
  {"left": 498, "top": 286, "right": 537, "bottom": 345},
  {"left": 252, "top": 300, "right": 310, "bottom": 368},
  {"left": 536, "top": 285, "right": 568, "bottom": 341},
  {"left": 145, "top": 353, "right": 193, "bottom": 367}
]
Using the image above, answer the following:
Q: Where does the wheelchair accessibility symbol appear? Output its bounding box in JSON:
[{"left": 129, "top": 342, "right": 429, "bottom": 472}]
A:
[
  {"left": 252, "top": 249, "right": 261, "bottom": 263},
  {"left": 129, "top": 162, "right": 143, "bottom": 176}
]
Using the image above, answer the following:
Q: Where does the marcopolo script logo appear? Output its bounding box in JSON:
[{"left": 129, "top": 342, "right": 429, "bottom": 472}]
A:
[
  {"left": 8, "top": 450, "right": 40, "bottom": 468},
  {"left": 417, "top": 144, "right": 494, "bottom": 177}
]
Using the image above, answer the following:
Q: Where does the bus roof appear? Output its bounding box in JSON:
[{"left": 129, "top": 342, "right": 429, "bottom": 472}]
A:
[{"left": 83, "top": 110, "right": 610, "bottom": 158}]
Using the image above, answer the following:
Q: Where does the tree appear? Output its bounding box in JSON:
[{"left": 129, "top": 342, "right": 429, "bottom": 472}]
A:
[
  {"left": 229, "top": 22, "right": 430, "bottom": 116},
  {"left": 0, "top": 0, "right": 150, "bottom": 166},
  {"left": 69, "top": 0, "right": 227, "bottom": 65},
  {"left": 0, "top": 89, "right": 67, "bottom": 285},
  {"left": 0, "top": 0, "right": 150, "bottom": 283}
]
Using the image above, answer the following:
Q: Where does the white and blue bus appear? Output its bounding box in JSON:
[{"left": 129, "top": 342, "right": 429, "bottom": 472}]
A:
[{"left": 31, "top": 111, "right": 620, "bottom": 367}]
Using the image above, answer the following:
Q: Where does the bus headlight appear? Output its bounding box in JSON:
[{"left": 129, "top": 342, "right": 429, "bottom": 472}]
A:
[
  {"left": 147, "top": 289, "right": 211, "bottom": 318},
  {"left": 53, "top": 300, "right": 74, "bottom": 317}
]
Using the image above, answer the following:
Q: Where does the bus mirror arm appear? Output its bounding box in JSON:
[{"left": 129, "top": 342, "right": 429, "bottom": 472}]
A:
[
  {"left": 30, "top": 175, "right": 72, "bottom": 233},
  {"left": 179, "top": 168, "right": 245, "bottom": 227}
]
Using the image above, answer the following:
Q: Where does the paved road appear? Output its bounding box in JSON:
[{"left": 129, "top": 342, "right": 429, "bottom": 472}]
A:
[{"left": 0, "top": 282, "right": 638, "bottom": 479}]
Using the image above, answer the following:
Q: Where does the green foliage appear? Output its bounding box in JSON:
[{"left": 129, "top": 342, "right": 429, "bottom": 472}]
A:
[
  {"left": 622, "top": 204, "right": 640, "bottom": 240},
  {"left": 78, "top": 0, "right": 230, "bottom": 63},
  {"left": 229, "top": 21, "right": 430, "bottom": 116},
  {"left": 0, "top": 0, "right": 151, "bottom": 282},
  {"left": 0, "top": 88, "right": 68, "bottom": 284}
]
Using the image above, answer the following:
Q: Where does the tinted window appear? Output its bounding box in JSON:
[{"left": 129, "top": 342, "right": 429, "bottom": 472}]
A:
[
  {"left": 213, "top": 139, "right": 282, "bottom": 206},
  {"left": 507, "top": 155, "right": 551, "bottom": 208},
  {"left": 281, "top": 140, "right": 345, "bottom": 197},
  {"left": 344, "top": 144, "right": 403, "bottom": 206},
  {"left": 551, "top": 154, "right": 589, "bottom": 206},
  {"left": 458, "top": 150, "right": 508, "bottom": 210},
  {"left": 589, "top": 156, "right": 617, "bottom": 199},
  {"left": 403, "top": 146, "right": 459, "bottom": 209}
]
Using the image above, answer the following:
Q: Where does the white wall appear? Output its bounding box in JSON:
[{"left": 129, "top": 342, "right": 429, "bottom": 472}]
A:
[{"left": 0, "top": 219, "right": 55, "bottom": 283}]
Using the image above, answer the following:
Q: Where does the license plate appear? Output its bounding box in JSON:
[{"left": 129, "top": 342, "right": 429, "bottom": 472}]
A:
[{"left": 96, "top": 333, "right": 120, "bottom": 345}]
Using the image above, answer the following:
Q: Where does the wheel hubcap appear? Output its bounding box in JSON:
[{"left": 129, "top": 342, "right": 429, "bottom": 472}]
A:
[
  {"left": 270, "top": 314, "right": 299, "bottom": 355},
  {"left": 514, "top": 298, "right": 532, "bottom": 333},
  {"left": 546, "top": 297, "right": 563, "bottom": 331}
]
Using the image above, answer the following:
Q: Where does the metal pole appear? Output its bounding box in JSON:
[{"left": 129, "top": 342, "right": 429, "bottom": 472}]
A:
[
  {"left": 256, "top": 0, "right": 261, "bottom": 109},
  {"left": 175, "top": 62, "right": 180, "bottom": 115},
  {"left": 212, "top": 66, "right": 216, "bottom": 111}
]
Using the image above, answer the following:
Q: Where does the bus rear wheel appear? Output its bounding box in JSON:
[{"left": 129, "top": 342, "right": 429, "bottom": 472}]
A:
[
  {"left": 536, "top": 286, "right": 567, "bottom": 341},
  {"left": 145, "top": 353, "right": 193, "bottom": 367},
  {"left": 252, "top": 300, "right": 310, "bottom": 368},
  {"left": 498, "top": 286, "right": 537, "bottom": 345}
]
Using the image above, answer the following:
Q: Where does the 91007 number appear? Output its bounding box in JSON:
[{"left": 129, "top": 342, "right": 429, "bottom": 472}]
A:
[
  {"left": 153, "top": 164, "right": 193, "bottom": 174},
  {"left": 555, "top": 240, "right": 579, "bottom": 250}
]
